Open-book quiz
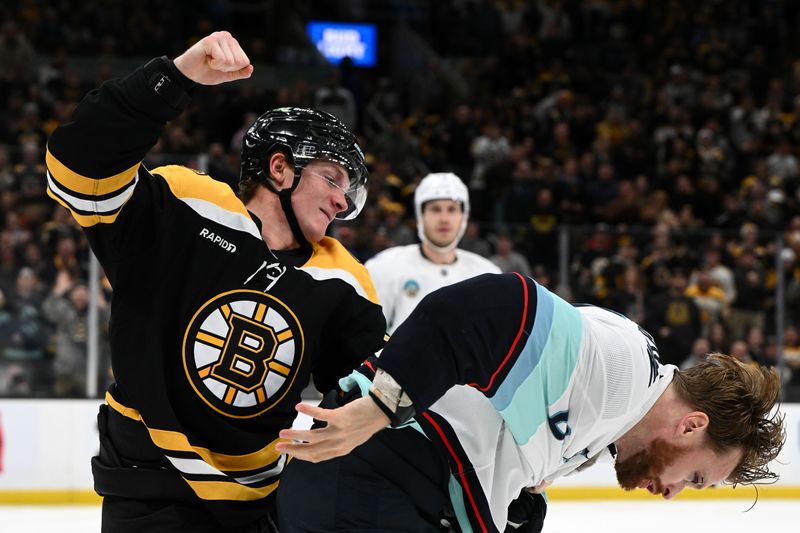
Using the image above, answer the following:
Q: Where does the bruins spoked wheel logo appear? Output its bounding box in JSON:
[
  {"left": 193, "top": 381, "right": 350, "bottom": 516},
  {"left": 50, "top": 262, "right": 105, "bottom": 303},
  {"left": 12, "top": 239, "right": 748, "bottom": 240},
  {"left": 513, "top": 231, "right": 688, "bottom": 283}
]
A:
[{"left": 183, "top": 290, "right": 304, "bottom": 418}]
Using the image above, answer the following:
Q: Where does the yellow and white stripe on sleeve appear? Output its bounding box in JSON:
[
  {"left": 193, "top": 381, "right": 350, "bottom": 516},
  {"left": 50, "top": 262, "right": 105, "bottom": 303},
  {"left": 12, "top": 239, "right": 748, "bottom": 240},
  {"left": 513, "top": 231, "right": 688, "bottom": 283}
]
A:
[{"left": 45, "top": 148, "right": 140, "bottom": 227}]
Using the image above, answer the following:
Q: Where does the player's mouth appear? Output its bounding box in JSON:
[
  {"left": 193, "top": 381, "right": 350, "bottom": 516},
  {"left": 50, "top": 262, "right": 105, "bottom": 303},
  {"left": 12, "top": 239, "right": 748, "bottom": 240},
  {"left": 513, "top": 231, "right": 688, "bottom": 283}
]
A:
[{"left": 320, "top": 208, "right": 333, "bottom": 222}]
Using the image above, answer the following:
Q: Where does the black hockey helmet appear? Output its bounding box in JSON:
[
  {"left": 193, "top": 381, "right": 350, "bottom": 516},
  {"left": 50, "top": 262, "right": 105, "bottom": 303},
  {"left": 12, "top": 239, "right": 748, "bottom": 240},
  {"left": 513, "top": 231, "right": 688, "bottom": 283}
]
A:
[{"left": 240, "top": 107, "right": 368, "bottom": 221}]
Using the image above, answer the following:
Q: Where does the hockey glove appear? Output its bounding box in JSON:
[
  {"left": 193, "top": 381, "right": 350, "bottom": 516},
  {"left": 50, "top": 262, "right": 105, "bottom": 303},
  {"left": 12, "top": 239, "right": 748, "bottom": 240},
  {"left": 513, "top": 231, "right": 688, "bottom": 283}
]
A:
[{"left": 505, "top": 489, "right": 547, "bottom": 533}]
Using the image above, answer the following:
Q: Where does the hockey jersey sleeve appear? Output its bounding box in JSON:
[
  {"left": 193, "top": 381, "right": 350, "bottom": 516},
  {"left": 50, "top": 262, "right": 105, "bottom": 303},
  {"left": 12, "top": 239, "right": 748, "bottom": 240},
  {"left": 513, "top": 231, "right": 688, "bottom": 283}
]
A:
[
  {"left": 45, "top": 57, "right": 196, "bottom": 277},
  {"left": 314, "top": 289, "right": 387, "bottom": 394},
  {"left": 302, "top": 238, "right": 389, "bottom": 394},
  {"left": 375, "top": 272, "right": 582, "bottom": 415}
]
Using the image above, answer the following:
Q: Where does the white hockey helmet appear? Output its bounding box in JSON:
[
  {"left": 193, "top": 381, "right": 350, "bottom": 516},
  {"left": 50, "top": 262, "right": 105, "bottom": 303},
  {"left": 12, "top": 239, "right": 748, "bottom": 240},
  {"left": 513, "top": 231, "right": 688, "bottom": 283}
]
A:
[{"left": 414, "top": 172, "right": 470, "bottom": 253}]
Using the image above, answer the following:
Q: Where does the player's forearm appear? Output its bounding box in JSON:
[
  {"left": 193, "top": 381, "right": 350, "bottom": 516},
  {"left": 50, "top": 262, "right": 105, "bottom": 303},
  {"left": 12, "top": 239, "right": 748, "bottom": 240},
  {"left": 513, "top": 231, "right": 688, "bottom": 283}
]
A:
[
  {"left": 376, "top": 273, "right": 530, "bottom": 413},
  {"left": 374, "top": 289, "right": 466, "bottom": 413},
  {"left": 47, "top": 56, "right": 194, "bottom": 182}
]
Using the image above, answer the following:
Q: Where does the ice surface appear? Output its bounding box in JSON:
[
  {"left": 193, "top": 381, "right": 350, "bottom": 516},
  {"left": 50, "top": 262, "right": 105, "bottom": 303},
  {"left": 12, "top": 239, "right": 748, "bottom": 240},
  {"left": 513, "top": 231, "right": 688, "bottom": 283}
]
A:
[{"left": 0, "top": 500, "right": 797, "bottom": 532}]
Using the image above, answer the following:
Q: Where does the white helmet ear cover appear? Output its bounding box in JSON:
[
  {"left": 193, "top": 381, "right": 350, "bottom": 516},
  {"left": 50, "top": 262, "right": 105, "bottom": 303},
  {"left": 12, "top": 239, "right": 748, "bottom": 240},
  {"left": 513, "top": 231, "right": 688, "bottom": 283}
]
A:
[{"left": 414, "top": 172, "right": 470, "bottom": 253}]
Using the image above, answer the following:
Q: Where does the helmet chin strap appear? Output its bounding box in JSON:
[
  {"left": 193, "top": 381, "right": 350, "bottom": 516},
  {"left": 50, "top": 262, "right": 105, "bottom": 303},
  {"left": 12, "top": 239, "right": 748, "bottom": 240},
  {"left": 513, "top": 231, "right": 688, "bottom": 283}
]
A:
[
  {"left": 275, "top": 166, "right": 311, "bottom": 252},
  {"left": 279, "top": 189, "right": 311, "bottom": 252}
]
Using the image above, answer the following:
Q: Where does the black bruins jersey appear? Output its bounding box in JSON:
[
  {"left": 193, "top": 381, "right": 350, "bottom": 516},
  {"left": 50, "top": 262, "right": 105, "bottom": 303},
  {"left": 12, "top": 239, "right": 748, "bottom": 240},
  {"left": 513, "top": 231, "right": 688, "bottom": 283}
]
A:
[{"left": 45, "top": 59, "right": 386, "bottom": 525}]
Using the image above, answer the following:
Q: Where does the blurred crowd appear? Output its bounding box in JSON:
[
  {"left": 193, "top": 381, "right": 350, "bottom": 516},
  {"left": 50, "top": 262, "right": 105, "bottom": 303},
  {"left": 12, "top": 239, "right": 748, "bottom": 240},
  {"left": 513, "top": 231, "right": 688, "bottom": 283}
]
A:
[{"left": 2, "top": 0, "right": 800, "bottom": 397}]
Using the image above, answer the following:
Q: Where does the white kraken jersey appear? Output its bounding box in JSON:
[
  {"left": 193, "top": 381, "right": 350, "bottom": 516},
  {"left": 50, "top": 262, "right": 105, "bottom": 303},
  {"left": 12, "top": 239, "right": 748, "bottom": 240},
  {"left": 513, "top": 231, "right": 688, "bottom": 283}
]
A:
[
  {"left": 366, "top": 244, "right": 500, "bottom": 333},
  {"left": 368, "top": 274, "right": 678, "bottom": 532},
  {"left": 427, "top": 303, "right": 676, "bottom": 532}
]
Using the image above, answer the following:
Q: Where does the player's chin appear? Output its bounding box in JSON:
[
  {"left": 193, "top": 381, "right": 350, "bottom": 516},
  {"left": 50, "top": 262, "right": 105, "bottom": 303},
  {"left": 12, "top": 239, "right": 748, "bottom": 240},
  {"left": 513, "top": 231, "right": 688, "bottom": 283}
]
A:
[
  {"left": 429, "top": 236, "right": 456, "bottom": 248},
  {"left": 302, "top": 223, "right": 328, "bottom": 244}
]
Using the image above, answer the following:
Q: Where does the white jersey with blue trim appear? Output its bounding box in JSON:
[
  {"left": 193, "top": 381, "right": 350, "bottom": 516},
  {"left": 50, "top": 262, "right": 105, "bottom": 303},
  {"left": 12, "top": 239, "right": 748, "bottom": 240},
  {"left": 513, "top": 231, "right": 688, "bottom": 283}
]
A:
[
  {"left": 366, "top": 244, "right": 500, "bottom": 333},
  {"left": 372, "top": 273, "right": 676, "bottom": 532},
  {"left": 428, "top": 302, "right": 675, "bottom": 530}
]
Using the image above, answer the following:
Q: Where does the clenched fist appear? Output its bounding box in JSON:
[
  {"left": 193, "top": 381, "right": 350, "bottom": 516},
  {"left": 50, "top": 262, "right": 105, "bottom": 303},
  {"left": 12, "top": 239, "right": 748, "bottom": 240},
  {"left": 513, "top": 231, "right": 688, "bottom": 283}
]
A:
[{"left": 173, "top": 31, "right": 253, "bottom": 85}]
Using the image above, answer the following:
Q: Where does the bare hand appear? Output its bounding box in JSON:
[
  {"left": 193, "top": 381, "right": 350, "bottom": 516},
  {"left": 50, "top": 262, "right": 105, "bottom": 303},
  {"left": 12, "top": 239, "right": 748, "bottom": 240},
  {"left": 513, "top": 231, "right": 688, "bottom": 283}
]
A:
[
  {"left": 53, "top": 270, "right": 73, "bottom": 296},
  {"left": 529, "top": 480, "right": 552, "bottom": 494},
  {"left": 275, "top": 397, "right": 390, "bottom": 463},
  {"left": 173, "top": 31, "right": 253, "bottom": 85}
]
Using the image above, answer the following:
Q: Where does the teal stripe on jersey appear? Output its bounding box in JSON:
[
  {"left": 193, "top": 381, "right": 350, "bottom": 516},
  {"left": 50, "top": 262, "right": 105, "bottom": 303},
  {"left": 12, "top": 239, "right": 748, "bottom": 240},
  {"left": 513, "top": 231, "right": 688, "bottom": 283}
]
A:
[
  {"left": 448, "top": 474, "right": 474, "bottom": 533},
  {"left": 497, "top": 289, "right": 583, "bottom": 445},
  {"left": 490, "top": 282, "right": 554, "bottom": 411}
]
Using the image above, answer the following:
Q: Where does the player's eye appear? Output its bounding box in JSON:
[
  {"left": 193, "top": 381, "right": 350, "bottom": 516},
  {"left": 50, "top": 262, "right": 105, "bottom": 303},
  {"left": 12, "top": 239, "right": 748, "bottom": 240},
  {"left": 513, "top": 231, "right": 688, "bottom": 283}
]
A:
[{"left": 326, "top": 174, "right": 349, "bottom": 191}]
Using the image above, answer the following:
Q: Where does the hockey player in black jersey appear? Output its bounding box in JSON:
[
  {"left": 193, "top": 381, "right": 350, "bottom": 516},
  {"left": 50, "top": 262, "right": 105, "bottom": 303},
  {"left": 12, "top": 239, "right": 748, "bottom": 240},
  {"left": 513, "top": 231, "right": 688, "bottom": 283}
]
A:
[{"left": 45, "top": 31, "right": 386, "bottom": 532}]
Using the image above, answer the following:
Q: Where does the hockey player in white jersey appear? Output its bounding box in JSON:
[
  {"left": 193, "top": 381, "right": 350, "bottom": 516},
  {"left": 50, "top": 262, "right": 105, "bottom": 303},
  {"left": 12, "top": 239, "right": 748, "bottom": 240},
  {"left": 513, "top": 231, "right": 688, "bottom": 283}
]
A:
[
  {"left": 277, "top": 273, "right": 785, "bottom": 533},
  {"left": 366, "top": 172, "right": 500, "bottom": 333}
]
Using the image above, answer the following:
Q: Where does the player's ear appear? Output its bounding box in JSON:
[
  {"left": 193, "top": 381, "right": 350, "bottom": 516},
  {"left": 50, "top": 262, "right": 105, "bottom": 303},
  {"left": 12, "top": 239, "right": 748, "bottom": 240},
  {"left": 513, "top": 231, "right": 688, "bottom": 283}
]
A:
[
  {"left": 268, "top": 152, "right": 294, "bottom": 190},
  {"left": 676, "top": 411, "right": 709, "bottom": 440}
]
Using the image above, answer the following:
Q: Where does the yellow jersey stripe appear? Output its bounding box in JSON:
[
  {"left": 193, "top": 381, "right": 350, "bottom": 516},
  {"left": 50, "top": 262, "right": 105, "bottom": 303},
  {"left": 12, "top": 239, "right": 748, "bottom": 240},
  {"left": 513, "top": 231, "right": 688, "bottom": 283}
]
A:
[
  {"left": 105, "top": 392, "right": 284, "bottom": 471},
  {"left": 154, "top": 165, "right": 247, "bottom": 215},
  {"left": 183, "top": 478, "right": 280, "bottom": 501},
  {"left": 154, "top": 165, "right": 261, "bottom": 240},
  {"left": 105, "top": 391, "right": 143, "bottom": 421},
  {"left": 148, "top": 427, "right": 283, "bottom": 472},
  {"left": 46, "top": 148, "right": 140, "bottom": 196},
  {"left": 47, "top": 170, "right": 137, "bottom": 213},
  {"left": 304, "top": 237, "right": 379, "bottom": 303}
]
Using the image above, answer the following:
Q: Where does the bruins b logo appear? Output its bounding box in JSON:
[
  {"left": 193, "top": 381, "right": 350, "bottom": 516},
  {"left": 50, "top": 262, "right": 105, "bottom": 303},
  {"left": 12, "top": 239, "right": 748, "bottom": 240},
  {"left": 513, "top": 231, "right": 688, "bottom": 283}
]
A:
[{"left": 183, "top": 290, "right": 304, "bottom": 418}]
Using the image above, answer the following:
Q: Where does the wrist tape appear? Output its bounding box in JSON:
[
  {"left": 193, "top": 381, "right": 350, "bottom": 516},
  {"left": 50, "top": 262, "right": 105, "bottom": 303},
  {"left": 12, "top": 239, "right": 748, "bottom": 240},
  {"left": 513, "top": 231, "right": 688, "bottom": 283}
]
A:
[{"left": 368, "top": 368, "right": 416, "bottom": 427}]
